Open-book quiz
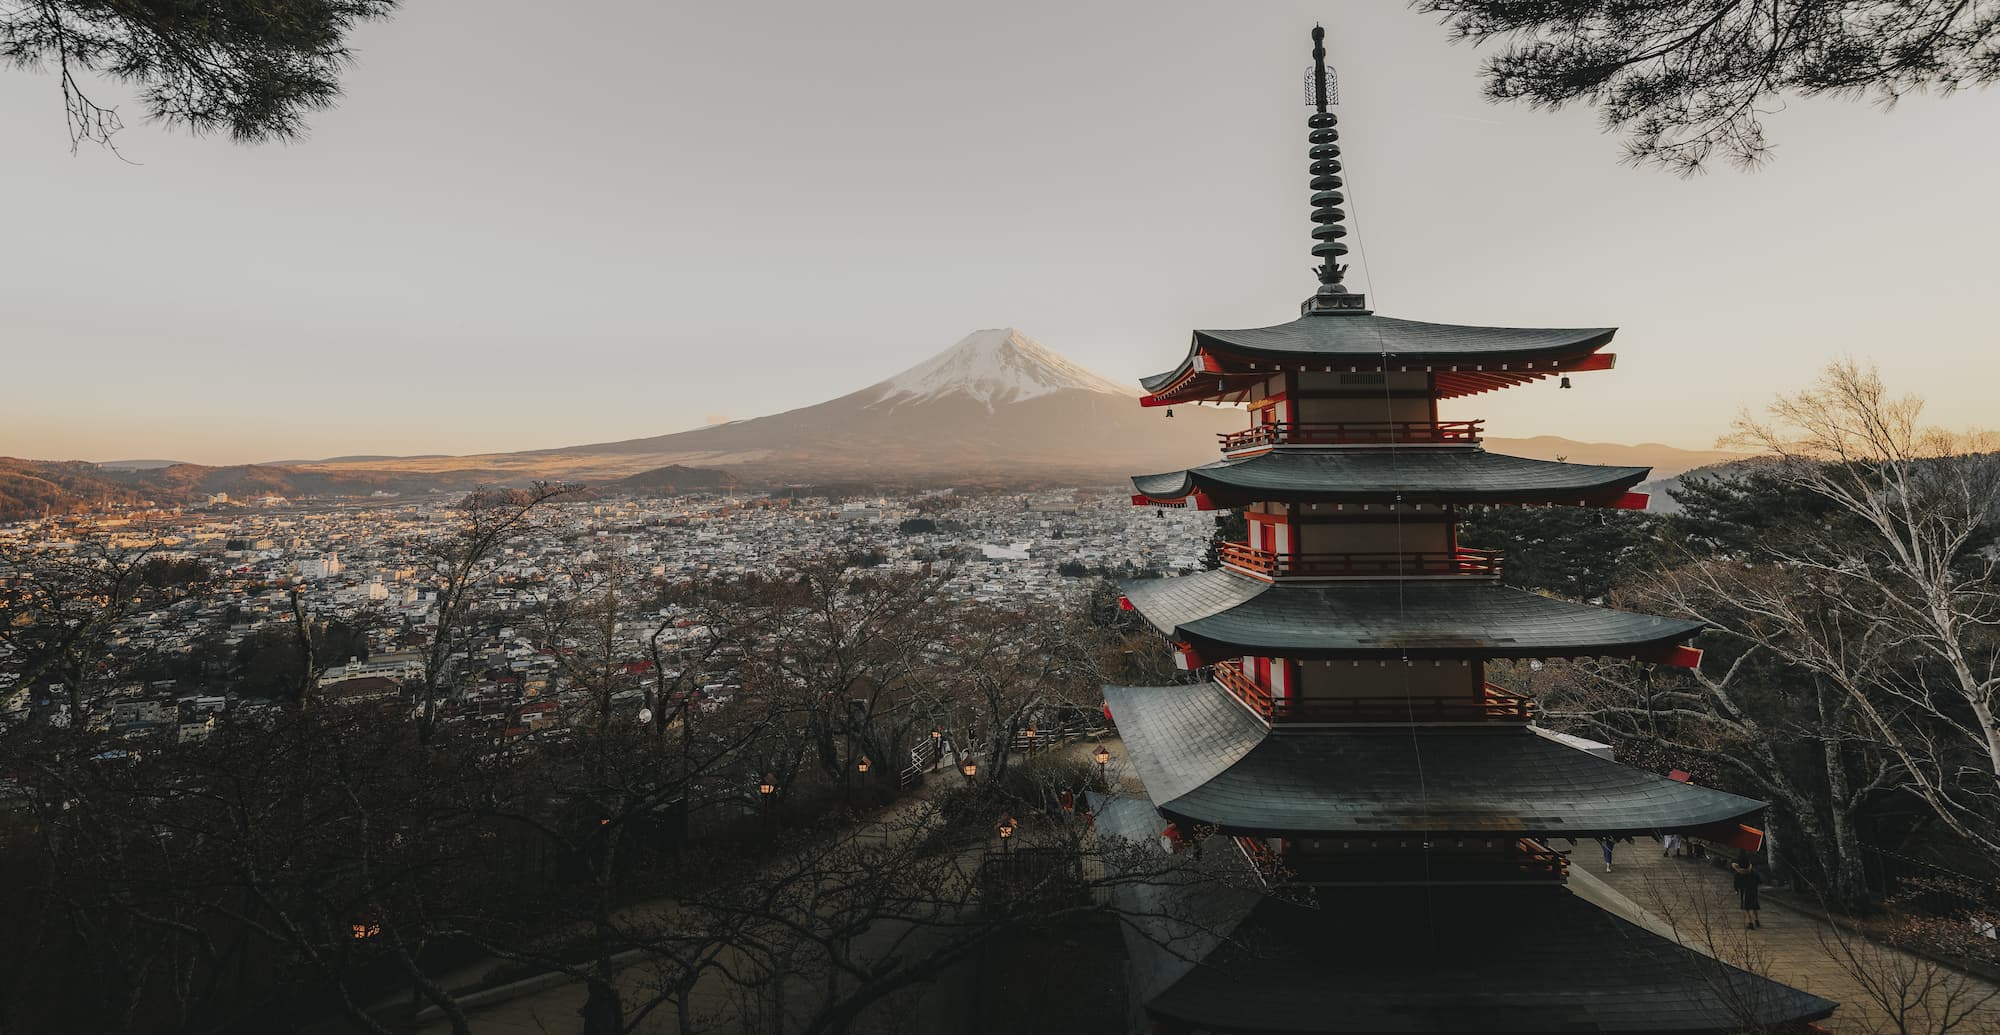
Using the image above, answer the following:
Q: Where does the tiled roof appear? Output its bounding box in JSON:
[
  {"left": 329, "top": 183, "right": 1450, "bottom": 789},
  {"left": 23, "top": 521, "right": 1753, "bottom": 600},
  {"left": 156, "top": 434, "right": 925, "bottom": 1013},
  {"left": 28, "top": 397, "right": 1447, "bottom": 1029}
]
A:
[
  {"left": 1131, "top": 449, "right": 1649, "bottom": 505},
  {"left": 1122, "top": 570, "right": 1704, "bottom": 659},
  {"left": 1090, "top": 794, "right": 1837, "bottom": 1033},
  {"left": 1139, "top": 315, "right": 1615, "bottom": 392},
  {"left": 1104, "top": 683, "right": 1765, "bottom": 836}
]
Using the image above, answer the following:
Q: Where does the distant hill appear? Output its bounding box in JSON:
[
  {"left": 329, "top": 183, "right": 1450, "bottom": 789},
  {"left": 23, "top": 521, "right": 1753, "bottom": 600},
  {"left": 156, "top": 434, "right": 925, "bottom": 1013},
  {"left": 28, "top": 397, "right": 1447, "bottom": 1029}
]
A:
[
  {"left": 0, "top": 459, "right": 148, "bottom": 519},
  {"left": 0, "top": 459, "right": 483, "bottom": 521}
]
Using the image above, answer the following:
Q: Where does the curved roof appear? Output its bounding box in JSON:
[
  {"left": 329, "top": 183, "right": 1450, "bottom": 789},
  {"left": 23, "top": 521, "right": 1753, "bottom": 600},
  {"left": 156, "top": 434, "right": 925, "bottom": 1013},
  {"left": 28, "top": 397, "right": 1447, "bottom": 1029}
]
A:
[
  {"left": 1105, "top": 683, "right": 1763, "bottom": 837},
  {"left": 1131, "top": 449, "right": 1649, "bottom": 506},
  {"left": 1122, "top": 569, "right": 1703, "bottom": 659},
  {"left": 1094, "top": 793, "right": 1836, "bottom": 1034},
  {"left": 1139, "top": 313, "right": 1615, "bottom": 393}
]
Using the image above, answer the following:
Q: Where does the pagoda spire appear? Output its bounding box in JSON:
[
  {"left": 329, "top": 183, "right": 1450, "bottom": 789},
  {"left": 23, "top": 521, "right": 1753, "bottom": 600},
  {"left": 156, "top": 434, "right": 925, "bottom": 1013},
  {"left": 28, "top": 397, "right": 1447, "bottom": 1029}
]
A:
[{"left": 1304, "top": 25, "right": 1368, "bottom": 315}]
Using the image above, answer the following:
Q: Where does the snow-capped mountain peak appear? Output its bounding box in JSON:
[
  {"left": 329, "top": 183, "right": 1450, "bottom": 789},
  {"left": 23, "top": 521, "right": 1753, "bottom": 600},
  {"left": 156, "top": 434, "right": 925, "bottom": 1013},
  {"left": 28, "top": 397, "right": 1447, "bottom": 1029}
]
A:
[{"left": 868, "top": 328, "right": 1138, "bottom": 411}]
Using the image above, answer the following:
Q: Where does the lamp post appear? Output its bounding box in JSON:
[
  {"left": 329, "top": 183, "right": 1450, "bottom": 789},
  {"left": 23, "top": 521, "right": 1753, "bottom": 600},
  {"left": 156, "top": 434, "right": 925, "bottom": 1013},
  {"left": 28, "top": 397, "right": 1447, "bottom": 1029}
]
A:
[
  {"left": 930, "top": 725, "right": 943, "bottom": 770},
  {"left": 1023, "top": 722, "right": 1037, "bottom": 755},
  {"left": 1093, "top": 745, "right": 1111, "bottom": 784},
  {"left": 758, "top": 772, "right": 776, "bottom": 819},
  {"left": 961, "top": 758, "right": 978, "bottom": 785},
  {"left": 997, "top": 811, "right": 1016, "bottom": 859},
  {"left": 855, "top": 755, "right": 870, "bottom": 775}
]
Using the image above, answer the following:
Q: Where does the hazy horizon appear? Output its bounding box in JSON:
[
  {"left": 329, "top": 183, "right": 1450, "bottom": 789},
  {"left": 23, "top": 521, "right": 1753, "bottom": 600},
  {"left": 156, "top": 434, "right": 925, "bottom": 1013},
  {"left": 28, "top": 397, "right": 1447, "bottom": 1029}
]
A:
[{"left": 5, "top": 1, "right": 1997, "bottom": 466}]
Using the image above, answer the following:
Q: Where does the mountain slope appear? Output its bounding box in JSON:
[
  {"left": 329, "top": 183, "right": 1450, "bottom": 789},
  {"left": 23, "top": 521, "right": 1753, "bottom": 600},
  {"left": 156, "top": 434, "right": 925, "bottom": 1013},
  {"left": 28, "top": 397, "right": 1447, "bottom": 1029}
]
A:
[{"left": 431, "top": 328, "right": 1239, "bottom": 483}]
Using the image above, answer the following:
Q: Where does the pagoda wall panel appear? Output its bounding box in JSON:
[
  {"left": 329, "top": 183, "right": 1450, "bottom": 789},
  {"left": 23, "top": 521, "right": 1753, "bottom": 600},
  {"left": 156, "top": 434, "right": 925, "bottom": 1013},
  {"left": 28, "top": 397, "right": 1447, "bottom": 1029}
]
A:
[
  {"left": 1293, "top": 393, "right": 1432, "bottom": 425},
  {"left": 1294, "top": 659, "right": 1479, "bottom": 700},
  {"left": 1295, "top": 519, "right": 1449, "bottom": 554}
]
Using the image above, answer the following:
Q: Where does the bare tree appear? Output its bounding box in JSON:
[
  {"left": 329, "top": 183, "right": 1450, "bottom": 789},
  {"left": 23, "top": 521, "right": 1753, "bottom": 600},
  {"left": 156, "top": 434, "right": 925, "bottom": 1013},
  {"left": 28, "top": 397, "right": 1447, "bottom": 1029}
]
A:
[
  {"left": 406, "top": 482, "right": 579, "bottom": 743},
  {"left": 1689, "top": 361, "right": 2000, "bottom": 857},
  {"left": 1530, "top": 645, "right": 1893, "bottom": 909},
  {"left": 0, "top": 536, "right": 208, "bottom": 726},
  {"left": 1817, "top": 918, "right": 2000, "bottom": 1034}
]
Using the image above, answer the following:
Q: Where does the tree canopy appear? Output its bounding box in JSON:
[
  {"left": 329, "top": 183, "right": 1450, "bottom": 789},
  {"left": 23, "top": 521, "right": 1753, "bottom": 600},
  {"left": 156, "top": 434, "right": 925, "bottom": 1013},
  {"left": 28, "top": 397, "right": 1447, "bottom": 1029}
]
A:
[
  {"left": 1420, "top": 0, "right": 2000, "bottom": 170},
  {"left": 2, "top": 0, "right": 397, "bottom": 148}
]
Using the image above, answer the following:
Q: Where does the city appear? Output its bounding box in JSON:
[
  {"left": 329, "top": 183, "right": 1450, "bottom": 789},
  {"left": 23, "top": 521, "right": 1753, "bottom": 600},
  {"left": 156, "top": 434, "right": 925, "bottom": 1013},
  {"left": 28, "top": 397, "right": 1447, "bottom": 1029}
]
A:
[{"left": 0, "top": 488, "right": 1213, "bottom": 742}]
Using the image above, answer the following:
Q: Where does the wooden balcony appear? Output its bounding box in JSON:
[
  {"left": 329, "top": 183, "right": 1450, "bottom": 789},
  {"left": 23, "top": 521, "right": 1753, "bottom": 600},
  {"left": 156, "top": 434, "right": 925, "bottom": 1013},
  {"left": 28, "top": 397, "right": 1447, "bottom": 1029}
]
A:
[
  {"left": 1212, "top": 661, "right": 1534, "bottom": 725},
  {"left": 1271, "top": 685, "right": 1536, "bottom": 724},
  {"left": 1213, "top": 659, "right": 1273, "bottom": 716},
  {"left": 1219, "top": 542, "right": 1503, "bottom": 579},
  {"left": 1219, "top": 419, "right": 1483, "bottom": 451}
]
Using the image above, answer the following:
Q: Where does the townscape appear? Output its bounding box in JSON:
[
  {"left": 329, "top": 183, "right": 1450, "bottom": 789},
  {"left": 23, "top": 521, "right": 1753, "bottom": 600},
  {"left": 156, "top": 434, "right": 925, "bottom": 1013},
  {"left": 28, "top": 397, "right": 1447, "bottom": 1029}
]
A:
[{"left": 0, "top": 490, "right": 1211, "bottom": 740}]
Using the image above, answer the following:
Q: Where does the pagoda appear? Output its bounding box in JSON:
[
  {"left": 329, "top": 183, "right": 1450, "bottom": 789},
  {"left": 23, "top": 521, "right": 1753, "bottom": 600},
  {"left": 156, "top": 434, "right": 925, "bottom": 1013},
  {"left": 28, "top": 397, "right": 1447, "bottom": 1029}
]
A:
[{"left": 1095, "top": 27, "right": 1837, "bottom": 1034}]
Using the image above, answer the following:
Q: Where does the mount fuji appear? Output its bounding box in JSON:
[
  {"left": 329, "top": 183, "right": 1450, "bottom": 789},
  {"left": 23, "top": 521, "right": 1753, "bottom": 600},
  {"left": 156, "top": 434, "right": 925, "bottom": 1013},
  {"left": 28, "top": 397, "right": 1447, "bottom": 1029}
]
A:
[
  {"left": 508, "top": 328, "right": 1235, "bottom": 483},
  {"left": 866, "top": 328, "right": 1139, "bottom": 411},
  {"left": 272, "top": 329, "right": 1233, "bottom": 488}
]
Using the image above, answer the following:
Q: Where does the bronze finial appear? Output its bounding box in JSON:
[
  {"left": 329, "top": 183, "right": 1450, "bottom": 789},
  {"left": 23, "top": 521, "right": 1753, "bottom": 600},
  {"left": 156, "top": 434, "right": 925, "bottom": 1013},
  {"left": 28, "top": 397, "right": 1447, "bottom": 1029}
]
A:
[{"left": 1303, "top": 27, "right": 1366, "bottom": 314}]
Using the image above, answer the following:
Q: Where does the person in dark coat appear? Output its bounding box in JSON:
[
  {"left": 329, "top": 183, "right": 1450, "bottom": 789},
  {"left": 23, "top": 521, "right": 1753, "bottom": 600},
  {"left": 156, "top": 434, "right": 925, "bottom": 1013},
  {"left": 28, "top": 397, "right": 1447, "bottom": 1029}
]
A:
[{"left": 1731, "top": 852, "right": 1763, "bottom": 929}]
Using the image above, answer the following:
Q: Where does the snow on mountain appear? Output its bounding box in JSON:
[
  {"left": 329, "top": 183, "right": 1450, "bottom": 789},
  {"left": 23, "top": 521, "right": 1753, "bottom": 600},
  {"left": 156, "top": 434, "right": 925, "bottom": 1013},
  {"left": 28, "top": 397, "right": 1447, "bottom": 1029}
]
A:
[{"left": 867, "top": 328, "right": 1139, "bottom": 411}]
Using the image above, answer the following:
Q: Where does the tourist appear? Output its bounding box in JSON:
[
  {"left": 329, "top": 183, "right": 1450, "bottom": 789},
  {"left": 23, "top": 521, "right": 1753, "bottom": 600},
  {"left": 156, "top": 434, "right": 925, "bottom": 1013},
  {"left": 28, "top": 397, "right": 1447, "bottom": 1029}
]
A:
[
  {"left": 1662, "top": 832, "right": 1682, "bottom": 858},
  {"left": 1732, "top": 853, "right": 1763, "bottom": 929},
  {"left": 1598, "top": 836, "right": 1615, "bottom": 872}
]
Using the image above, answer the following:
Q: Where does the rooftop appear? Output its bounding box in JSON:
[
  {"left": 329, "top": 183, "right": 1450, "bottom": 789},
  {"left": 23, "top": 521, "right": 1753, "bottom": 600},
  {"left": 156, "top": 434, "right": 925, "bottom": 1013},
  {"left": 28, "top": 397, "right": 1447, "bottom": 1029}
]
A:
[
  {"left": 1121, "top": 569, "right": 1704, "bottom": 660},
  {"left": 1104, "top": 683, "right": 1766, "bottom": 837}
]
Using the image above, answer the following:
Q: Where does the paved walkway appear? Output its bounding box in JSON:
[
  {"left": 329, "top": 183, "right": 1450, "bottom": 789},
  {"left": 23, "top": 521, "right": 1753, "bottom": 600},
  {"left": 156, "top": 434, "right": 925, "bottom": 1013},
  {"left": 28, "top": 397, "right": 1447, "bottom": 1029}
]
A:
[{"left": 1574, "top": 837, "right": 2000, "bottom": 1035}]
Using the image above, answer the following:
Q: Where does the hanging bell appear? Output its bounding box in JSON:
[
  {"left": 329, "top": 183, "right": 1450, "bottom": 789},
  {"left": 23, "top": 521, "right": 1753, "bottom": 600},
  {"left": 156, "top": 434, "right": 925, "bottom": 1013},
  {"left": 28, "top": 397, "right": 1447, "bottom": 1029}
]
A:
[
  {"left": 1559, "top": 376, "right": 1572, "bottom": 390},
  {"left": 1166, "top": 408, "right": 1175, "bottom": 418}
]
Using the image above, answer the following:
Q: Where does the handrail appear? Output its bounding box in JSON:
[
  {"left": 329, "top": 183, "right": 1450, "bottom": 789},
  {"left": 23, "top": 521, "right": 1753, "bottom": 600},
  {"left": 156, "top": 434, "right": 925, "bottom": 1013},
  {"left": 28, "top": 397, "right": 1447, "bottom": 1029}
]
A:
[
  {"left": 1220, "top": 419, "right": 1483, "bottom": 450},
  {"left": 1219, "top": 542, "right": 1503, "bottom": 579},
  {"left": 1271, "top": 684, "right": 1535, "bottom": 724},
  {"left": 1212, "top": 660, "right": 1273, "bottom": 717},
  {"left": 1210, "top": 663, "right": 1534, "bottom": 724}
]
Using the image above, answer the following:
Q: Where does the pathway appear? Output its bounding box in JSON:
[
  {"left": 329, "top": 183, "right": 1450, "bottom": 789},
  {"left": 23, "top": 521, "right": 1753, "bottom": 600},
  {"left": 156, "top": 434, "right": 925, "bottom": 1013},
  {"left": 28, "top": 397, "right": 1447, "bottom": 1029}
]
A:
[{"left": 1572, "top": 836, "right": 2000, "bottom": 1035}]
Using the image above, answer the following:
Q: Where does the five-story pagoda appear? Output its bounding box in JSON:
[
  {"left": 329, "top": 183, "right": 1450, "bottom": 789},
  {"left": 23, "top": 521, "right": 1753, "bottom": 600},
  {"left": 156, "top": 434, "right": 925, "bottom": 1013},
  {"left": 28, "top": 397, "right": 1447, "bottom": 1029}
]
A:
[{"left": 1095, "top": 27, "right": 1837, "bottom": 1035}]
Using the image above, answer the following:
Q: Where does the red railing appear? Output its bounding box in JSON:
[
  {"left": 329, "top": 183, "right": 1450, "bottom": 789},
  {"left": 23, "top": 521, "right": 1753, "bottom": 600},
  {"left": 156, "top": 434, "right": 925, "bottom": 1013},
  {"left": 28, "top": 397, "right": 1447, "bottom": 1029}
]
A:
[
  {"left": 1219, "top": 542, "right": 1503, "bottom": 579},
  {"left": 1219, "top": 419, "right": 1483, "bottom": 451},
  {"left": 1211, "top": 661, "right": 1534, "bottom": 725},
  {"left": 1213, "top": 659, "right": 1273, "bottom": 716},
  {"left": 1235, "top": 835, "right": 1282, "bottom": 884},
  {"left": 1270, "top": 684, "right": 1535, "bottom": 724}
]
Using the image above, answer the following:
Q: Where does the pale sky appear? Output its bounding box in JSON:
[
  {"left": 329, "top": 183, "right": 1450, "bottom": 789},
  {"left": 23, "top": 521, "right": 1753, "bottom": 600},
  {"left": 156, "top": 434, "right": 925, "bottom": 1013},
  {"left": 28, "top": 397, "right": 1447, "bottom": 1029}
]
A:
[{"left": 3, "top": 1, "right": 1996, "bottom": 466}]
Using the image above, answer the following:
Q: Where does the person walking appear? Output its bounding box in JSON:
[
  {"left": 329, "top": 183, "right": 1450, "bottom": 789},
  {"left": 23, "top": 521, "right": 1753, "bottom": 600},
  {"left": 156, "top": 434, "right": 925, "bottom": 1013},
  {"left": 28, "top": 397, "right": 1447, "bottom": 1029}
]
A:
[
  {"left": 1598, "top": 836, "right": 1615, "bottom": 872},
  {"left": 1731, "top": 852, "right": 1763, "bottom": 929},
  {"left": 1661, "top": 833, "right": 1680, "bottom": 858}
]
